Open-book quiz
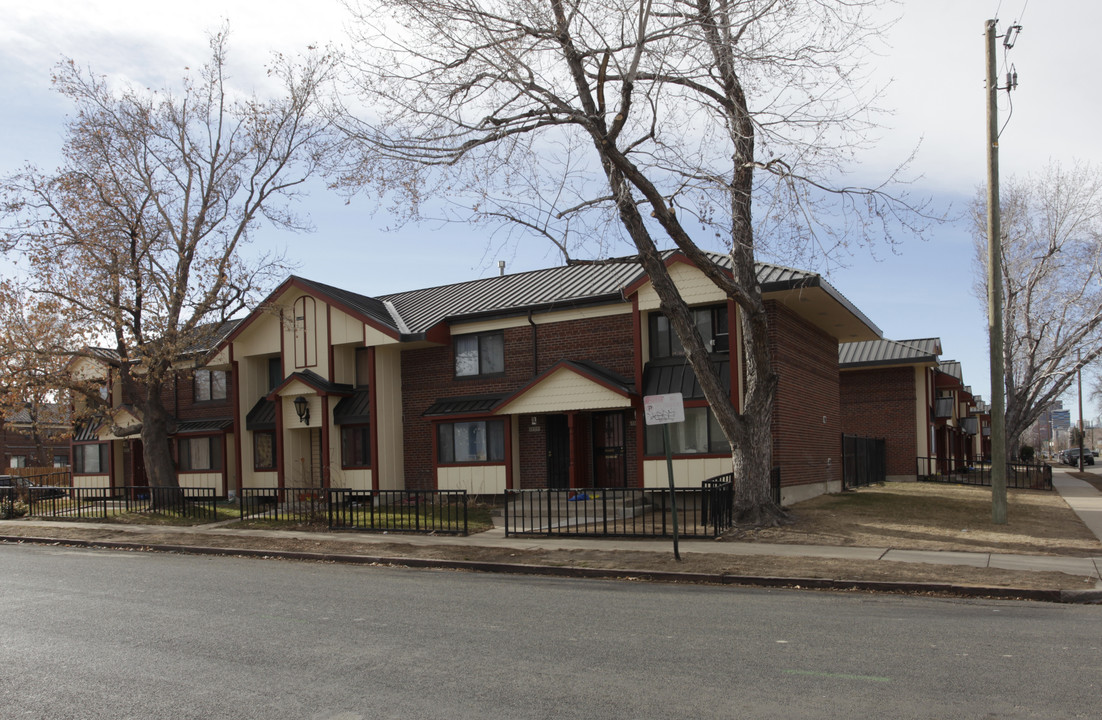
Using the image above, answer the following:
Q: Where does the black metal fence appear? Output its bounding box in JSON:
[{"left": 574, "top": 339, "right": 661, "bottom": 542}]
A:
[
  {"left": 329, "top": 489, "right": 469, "bottom": 534},
  {"left": 7, "top": 486, "right": 219, "bottom": 521},
  {"left": 842, "top": 435, "right": 886, "bottom": 490},
  {"left": 504, "top": 480, "right": 734, "bottom": 538},
  {"left": 238, "top": 487, "right": 470, "bottom": 535},
  {"left": 916, "top": 457, "right": 1053, "bottom": 490}
]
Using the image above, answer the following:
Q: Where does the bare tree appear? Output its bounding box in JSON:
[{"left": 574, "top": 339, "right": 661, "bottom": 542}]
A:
[
  {"left": 972, "top": 161, "right": 1102, "bottom": 455},
  {"left": 333, "top": 0, "right": 922, "bottom": 524},
  {"left": 1, "top": 32, "right": 336, "bottom": 490}
]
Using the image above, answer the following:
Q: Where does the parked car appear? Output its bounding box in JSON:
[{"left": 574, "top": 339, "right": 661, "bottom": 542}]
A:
[
  {"left": 0, "top": 475, "right": 68, "bottom": 498},
  {"left": 1062, "top": 449, "right": 1095, "bottom": 466}
]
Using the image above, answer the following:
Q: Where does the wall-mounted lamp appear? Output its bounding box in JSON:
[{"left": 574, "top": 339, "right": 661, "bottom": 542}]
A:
[{"left": 293, "top": 395, "right": 310, "bottom": 426}]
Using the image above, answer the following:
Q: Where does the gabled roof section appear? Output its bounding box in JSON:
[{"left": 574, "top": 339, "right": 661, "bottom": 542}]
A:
[
  {"left": 495, "top": 360, "right": 635, "bottom": 415},
  {"left": 269, "top": 369, "right": 354, "bottom": 398},
  {"left": 292, "top": 276, "right": 403, "bottom": 334},
  {"left": 938, "top": 360, "right": 964, "bottom": 381},
  {"left": 839, "top": 337, "right": 942, "bottom": 369},
  {"left": 218, "top": 275, "right": 403, "bottom": 351}
]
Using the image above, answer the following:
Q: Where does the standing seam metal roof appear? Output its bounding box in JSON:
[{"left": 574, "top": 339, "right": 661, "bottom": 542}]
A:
[{"left": 839, "top": 337, "right": 942, "bottom": 367}]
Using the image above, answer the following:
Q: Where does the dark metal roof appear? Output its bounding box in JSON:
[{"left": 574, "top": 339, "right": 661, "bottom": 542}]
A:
[
  {"left": 179, "top": 320, "right": 243, "bottom": 355},
  {"left": 380, "top": 261, "right": 642, "bottom": 334},
  {"left": 642, "top": 358, "right": 731, "bottom": 400},
  {"left": 938, "top": 360, "right": 964, "bottom": 381},
  {"left": 292, "top": 276, "right": 399, "bottom": 333},
  {"left": 5, "top": 403, "right": 68, "bottom": 426},
  {"left": 423, "top": 393, "right": 508, "bottom": 417},
  {"left": 934, "top": 396, "right": 955, "bottom": 418},
  {"left": 561, "top": 360, "right": 634, "bottom": 394},
  {"left": 175, "top": 418, "right": 233, "bottom": 435},
  {"left": 333, "top": 389, "right": 372, "bottom": 425},
  {"left": 245, "top": 398, "right": 276, "bottom": 431},
  {"left": 73, "top": 422, "right": 103, "bottom": 442},
  {"left": 839, "top": 337, "right": 942, "bottom": 368}
]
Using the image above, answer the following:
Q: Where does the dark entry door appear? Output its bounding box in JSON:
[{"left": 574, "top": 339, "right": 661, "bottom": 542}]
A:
[
  {"left": 546, "top": 415, "right": 570, "bottom": 489},
  {"left": 592, "top": 412, "right": 626, "bottom": 488}
]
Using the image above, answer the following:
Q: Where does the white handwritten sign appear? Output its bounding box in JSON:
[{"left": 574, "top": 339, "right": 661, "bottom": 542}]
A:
[{"left": 643, "top": 393, "right": 685, "bottom": 425}]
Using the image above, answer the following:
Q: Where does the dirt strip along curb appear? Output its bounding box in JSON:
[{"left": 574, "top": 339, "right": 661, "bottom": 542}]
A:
[{"left": 5, "top": 534, "right": 1097, "bottom": 604}]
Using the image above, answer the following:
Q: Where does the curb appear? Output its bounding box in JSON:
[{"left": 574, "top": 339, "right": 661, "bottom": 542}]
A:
[{"left": 3, "top": 533, "right": 1088, "bottom": 603}]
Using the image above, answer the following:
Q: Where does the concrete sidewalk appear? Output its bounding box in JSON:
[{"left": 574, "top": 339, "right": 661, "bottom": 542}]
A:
[{"left": 4, "top": 469, "right": 1102, "bottom": 588}]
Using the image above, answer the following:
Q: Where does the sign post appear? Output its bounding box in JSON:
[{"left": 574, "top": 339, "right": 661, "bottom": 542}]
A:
[{"left": 644, "top": 393, "right": 684, "bottom": 560}]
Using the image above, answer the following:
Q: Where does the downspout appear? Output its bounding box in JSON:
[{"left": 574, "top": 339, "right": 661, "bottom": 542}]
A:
[{"left": 528, "top": 309, "right": 539, "bottom": 377}]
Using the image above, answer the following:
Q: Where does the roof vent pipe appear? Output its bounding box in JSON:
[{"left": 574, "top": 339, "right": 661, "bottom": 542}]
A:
[{"left": 498, "top": 260, "right": 505, "bottom": 276}]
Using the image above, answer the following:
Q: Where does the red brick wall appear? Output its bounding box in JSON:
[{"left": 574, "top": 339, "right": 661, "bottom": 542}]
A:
[
  {"left": 840, "top": 366, "right": 919, "bottom": 477},
  {"left": 400, "top": 314, "right": 637, "bottom": 490},
  {"left": 768, "top": 301, "right": 842, "bottom": 491},
  {"left": 159, "top": 369, "right": 234, "bottom": 422}
]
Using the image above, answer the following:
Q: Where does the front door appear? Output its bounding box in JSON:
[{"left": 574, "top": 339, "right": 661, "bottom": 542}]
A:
[
  {"left": 592, "top": 412, "right": 626, "bottom": 488},
  {"left": 546, "top": 415, "right": 570, "bottom": 489}
]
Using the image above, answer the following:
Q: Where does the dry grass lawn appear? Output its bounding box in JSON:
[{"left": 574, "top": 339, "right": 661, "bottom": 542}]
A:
[{"left": 729, "top": 481, "right": 1102, "bottom": 556}]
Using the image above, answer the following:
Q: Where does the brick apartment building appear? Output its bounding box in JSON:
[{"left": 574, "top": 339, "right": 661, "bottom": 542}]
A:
[{"left": 71, "top": 252, "right": 881, "bottom": 504}]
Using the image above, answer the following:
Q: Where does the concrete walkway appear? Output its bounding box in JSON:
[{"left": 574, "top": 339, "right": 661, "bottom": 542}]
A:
[{"left": 4, "top": 469, "right": 1102, "bottom": 588}]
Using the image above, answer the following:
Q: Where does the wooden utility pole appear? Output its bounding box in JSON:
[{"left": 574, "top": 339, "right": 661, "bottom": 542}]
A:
[
  {"left": 986, "top": 19, "right": 1008, "bottom": 524},
  {"left": 1078, "top": 349, "right": 1085, "bottom": 472}
]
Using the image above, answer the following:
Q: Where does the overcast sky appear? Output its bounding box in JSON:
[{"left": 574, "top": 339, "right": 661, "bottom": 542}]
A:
[{"left": 2, "top": 0, "right": 1099, "bottom": 422}]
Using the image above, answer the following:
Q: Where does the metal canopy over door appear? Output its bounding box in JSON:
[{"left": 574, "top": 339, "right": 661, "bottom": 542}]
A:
[
  {"left": 546, "top": 414, "right": 570, "bottom": 489},
  {"left": 592, "top": 411, "right": 626, "bottom": 488}
]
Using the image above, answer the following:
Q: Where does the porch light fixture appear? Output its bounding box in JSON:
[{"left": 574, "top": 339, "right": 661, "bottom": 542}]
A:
[{"left": 293, "top": 395, "right": 310, "bottom": 426}]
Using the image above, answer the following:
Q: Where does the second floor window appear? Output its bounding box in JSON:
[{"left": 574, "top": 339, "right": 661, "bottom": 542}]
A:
[
  {"left": 195, "top": 369, "right": 228, "bottom": 402},
  {"left": 649, "top": 305, "right": 729, "bottom": 359},
  {"left": 454, "top": 332, "right": 504, "bottom": 377}
]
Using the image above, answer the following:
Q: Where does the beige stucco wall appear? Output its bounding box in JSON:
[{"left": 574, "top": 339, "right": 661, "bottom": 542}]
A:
[
  {"left": 455, "top": 304, "right": 631, "bottom": 336},
  {"left": 914, "top": 366, "right": 931, "bottom": 459},
  {"left": 498, "top": 368, "right": 631, "bottom": 415},
  {"left": 437, "top": 465, "right": 507, "bottom": 496},
  {"left": 72, "top": 474, "right": 110, "bottom": 489},
  {"left": 374, "top": 345, "right": 404, "bottom": 491},
  {"left": 641, "top": 457, "right": 731, "bottom": 488},
  {"left": 330, "top": 468, "right": 372, "bottom": 491},
  {"left": 177, "top": 472, "right": 223, "bottom": 493},
  {"left": 635, "top": 262, "right": 726, "bottom": 312}
]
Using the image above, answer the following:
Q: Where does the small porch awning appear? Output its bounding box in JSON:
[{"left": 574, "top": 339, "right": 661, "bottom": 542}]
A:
[
  {"left": 423, "top": 393, "right": 507, "bottom": 418},
  {"left": 495, "top": 360, "right": 633, "bottom": 415},
  {"left": 246, "top": 398, "right": 276, "bottom": 431},
  {"left": 642, "top": 357, "right": 730, "bottom": 400},
  {"left": 175, "top": 418, "right": 233, "bottom": 435},
  {"left": 334, "top": 389, "right": 372, "bottom": 425}
]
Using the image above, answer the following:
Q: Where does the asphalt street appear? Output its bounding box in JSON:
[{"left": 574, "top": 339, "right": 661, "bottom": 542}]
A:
[{"left": 1, "top": 544, "right": 1100, "bottom": 719}]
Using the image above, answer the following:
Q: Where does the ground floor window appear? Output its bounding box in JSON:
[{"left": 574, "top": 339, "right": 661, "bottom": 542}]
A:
[
  {"left": 74, "top": 443, "right": 108, "bottom": 474},
  {"left": 8, "top": 455, "right": 26, "bottom": 468},
  {"left": 341, "top": 424, "right": 371, "bottom": 468},
  {"left": 253, "top": 431, "right": 276, "bottom": 471},
  {"left": 53, "top": 454, "right": 69, "bottom": 468},
  {"left": 178, "top": 436, "right": 223, "bottom": 472},
  {"left": 645, "top": 406, "right": 726, "bottom": 455},
  {"left": 438, "top": 419, "right": 505, "bottom": 464}
]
